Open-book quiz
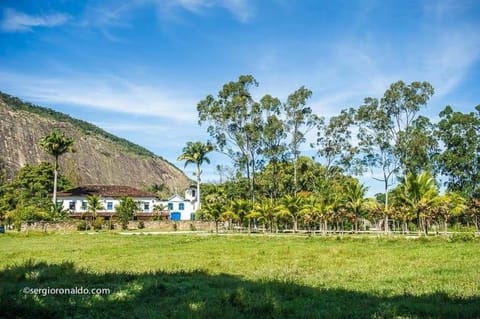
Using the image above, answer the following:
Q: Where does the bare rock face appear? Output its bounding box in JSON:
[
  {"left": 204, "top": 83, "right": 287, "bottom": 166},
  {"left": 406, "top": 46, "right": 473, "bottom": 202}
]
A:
[{"left": 0, "top": 92, "right": 190, "bottom": 192}]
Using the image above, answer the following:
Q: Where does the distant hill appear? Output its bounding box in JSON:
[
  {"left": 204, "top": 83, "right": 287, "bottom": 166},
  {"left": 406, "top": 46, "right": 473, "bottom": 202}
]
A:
[{"left": 0, "top": 91, "right": 190, "bottom": 192}]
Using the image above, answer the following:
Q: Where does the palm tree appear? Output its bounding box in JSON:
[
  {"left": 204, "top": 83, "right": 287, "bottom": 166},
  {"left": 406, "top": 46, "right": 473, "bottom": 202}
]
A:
[
  {"left": 252, "top": 199, "right": 278, "bottom": 233},
  {"left": 394, "top": 171, "right": 438, "bottom": 235},
  {"left": 229, "top": 199, "right": 251, "bottom": 229},
  {"left": 344, "top": 181, "right": 368, "bottom": 233},
  {"left": 279, "top": 195, "right": 304, "bottom": 233},
  {"left": 202, "top": 193, "right": 225, "bottom": 233},
  {"left": 177, "top": 141, "right": 214, "bottom": 211},
  {"left": 40, "top": 129, "right": 74, "bottom": 205},
  {"left": 432, "top": 192, "right": 466, "bottom": 235},
  {"left": 87, "top": 195, "right": 103, "bottom": 230}
]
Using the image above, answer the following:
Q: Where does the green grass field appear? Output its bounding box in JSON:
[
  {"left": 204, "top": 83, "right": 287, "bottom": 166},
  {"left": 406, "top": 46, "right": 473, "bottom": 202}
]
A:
[{"left": 0, "top": 232, "right": 479, "bottom": 318}]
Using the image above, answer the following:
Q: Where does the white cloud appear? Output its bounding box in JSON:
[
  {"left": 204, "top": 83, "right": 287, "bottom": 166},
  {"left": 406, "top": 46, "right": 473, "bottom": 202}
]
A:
[
  {"left": 0, "top": 71, "right": 199, "bottom": 123},
  {"left": 160, "top": 0, "right": 253, "bottom": 22},
  {"left": 0, "top": 8, "right": 70, "bottom": 32}
]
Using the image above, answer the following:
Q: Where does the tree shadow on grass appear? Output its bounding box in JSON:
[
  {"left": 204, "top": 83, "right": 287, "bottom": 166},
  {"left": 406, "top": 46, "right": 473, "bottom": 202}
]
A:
[{"left": 0, "top": 261, "right": 479, "bottom": 319}]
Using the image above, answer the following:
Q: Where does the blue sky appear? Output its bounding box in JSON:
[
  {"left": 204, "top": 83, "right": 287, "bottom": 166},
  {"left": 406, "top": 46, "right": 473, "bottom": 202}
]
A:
[{"left": 1, "top": 0, "right": 479, "bottom": 195}]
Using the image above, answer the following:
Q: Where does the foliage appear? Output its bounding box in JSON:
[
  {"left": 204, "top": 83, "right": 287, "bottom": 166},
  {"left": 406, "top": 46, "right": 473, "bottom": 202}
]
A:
[
  {"left": 391, "top": 171, "right": 439, "bottom": 234},
  {"left": 314, "top": 107, "right": 358, "bottom": 174},
  {"left": 86, "top": 195, "right": 103, "bottom": 229},
  {"left": 436, "top": 105, "right": 480, "bottom": 199},
  {"left": 92, "top": 217, "right": 104, "bottom": 230},
  {"left": 76, "top": 220, "right": 90, "bottom": 231},
  {"left": 115, "top": 197, "right": 138, "bottom": 230},
  {"left": 201, "top": 192, "right": 227, "bottom": 233},
  {"left": 284, "top": 86, "right": 314, "bottom": 193},
  {"left": 0, "top": 162, "right": 72, "bottom": 221},
  {"left": 355, "top": 81, "right": 434, "bottom": 203}
]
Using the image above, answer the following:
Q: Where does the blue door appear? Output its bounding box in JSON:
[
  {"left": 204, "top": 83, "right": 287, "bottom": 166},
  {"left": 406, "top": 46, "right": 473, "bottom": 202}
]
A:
[{"left": 171, "top": 212, "right": 181, "bottom": 221}]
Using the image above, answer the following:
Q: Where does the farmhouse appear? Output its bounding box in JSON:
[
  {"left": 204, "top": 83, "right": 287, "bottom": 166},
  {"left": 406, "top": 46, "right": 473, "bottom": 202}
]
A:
[{"left": 56, "top": 185, "right": 198, "bottom": 221}]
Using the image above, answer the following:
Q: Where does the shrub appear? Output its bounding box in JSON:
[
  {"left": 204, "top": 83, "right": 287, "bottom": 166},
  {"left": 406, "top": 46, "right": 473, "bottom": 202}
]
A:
[
  {"left": 92, "top": 217, "right": 103, "bottom": 230},
  {"left": 138, "top": 221, "right": 145, "bottom": 229},
  {"left": 189, "top": 223, "right": 196, "bottom": 231},
  {"left": 172, "top": 223, "right": 178, "bottom": 231},
  {"left": 77, "top": 220, "right": 90, "bottom": 231},
  {"left": 448, "top": 233, "right": 476, "bottom": 243}
]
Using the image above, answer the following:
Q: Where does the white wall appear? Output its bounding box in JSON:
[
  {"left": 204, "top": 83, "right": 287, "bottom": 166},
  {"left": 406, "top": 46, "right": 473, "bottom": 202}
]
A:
[{"left": 57, "top": 196, "right": 159, "bottom": 213}]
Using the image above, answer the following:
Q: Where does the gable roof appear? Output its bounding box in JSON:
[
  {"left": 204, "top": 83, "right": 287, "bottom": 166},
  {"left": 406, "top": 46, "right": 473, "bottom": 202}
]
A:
[
  {"left": 165, "top": 194, "right": 185, "bottom": 202},
  {"left": 56, "top": 185, "right": 157, "bottom": 198}
]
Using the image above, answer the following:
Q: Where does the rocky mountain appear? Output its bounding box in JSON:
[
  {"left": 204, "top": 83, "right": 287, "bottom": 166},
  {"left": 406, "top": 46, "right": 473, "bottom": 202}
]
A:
[{"left": 0, "top": 92, "right": 191, "bottom": 192}]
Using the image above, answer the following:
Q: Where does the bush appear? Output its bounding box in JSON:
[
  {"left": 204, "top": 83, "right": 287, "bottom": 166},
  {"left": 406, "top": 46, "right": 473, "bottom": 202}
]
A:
[
  {"left": 77, "top": 220, "right": 90, "bottom": 231},
  {"left": 172, "top": 223, "right": 178, "bottom": 231},
  {"left": 189, "top": 223, "right": 196, "bottom": 231},
  {"left": 138, "top": 221, "right": 145, "bottom": 229},
  {"left": 448, "top": 233, "right": 476, "bottom": 243},
  {"left": 92, "top": 217, "right": 103, "bottom": 230}
]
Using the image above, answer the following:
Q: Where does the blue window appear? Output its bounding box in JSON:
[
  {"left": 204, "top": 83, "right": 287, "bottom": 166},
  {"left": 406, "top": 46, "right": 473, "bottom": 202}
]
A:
[
  {"left": 107, "top": 202, "right": 113, "bottom": 210},
  {"left": 144, "top": 202, "right": 150, "bottom": 211},
  {"left": 69, "top": 201, "right": 76, "bottom": 211},
  {"left": 179, "top": 203, "right": 185, "bottom": 210},
  {"left": 168, "top": 203, "right": 173, "bottom": 210},
  {"left": 81, "top": 201, "right": 87, "bottom": 210}
]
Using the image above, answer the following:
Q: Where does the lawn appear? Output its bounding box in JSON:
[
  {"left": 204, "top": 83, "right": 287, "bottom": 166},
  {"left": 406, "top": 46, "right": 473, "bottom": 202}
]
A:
[{"left": 0, "top": 232, "right": 479, "bottom": 318}]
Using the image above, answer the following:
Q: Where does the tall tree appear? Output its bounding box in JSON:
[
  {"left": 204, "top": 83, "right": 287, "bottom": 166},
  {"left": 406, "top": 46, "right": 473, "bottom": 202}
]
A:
[
  {"left": 197, "top": 75, "right": 263, "bottom": 202},
  {"left": 261, "top": 94, "right": 287, "bottom": 200},
  {"left": 436, "top": 105, "right": 480, "bottom": 199},
  {"left": 356, "top": 81, "right": 434, "bottom": 232},
  {"left": 177, "top": 141, "right": 214, "bottom": 211},
  {"left": 284, "top": 86, "right": 314, "bottom": 194},
  {"left": 314, "top": 108, "right": 357, "bottom": 175},
  {"left": 39, "top": 129, "right": 74, "bottom": 205},
  {"left": 0, "top": 162, "right": 71, "bottom": 215}
]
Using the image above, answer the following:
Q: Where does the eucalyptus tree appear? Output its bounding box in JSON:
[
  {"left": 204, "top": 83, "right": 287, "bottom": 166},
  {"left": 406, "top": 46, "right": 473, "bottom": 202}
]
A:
[
  {"left": 261, "top": 94, "right": 287, "bottom": 200},
  {"left": 314, "top": 108, "right": 358, "bottom": 175},
  {"left": 284, "top": 86, "right": 314, "bottom": 194},
  {"left": 177, "top": 141, "right": 214, "bottom": 210},
  {"left": 436, "top": 105, "right": 480, "bottom": 199},
  {"left": 355, "top": 81, "right": 434, "bottom": 232},
  {"left": 39, "top": 129, "right": 74, "bottom": 205}
]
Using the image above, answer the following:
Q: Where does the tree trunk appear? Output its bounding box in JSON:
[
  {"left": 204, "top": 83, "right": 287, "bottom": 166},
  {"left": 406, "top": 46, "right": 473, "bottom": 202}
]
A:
[
  {"left": 384, "top": 174, "right": 389, "bottom": 234},
  {"left": 196, "top": 164, "right": 201, "bottom": 211},
  {"left": 293, "top": 155, "right": 298, "bottom": 195},
  {"left": 53, "top": 156, "right": 59, "bottom": 205}
]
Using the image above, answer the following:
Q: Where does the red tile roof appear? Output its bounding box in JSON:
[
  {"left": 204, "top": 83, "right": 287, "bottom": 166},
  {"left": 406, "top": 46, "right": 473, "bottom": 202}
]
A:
[{"left": 56, "top": 185, "right": 157, "bottom": 198}]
